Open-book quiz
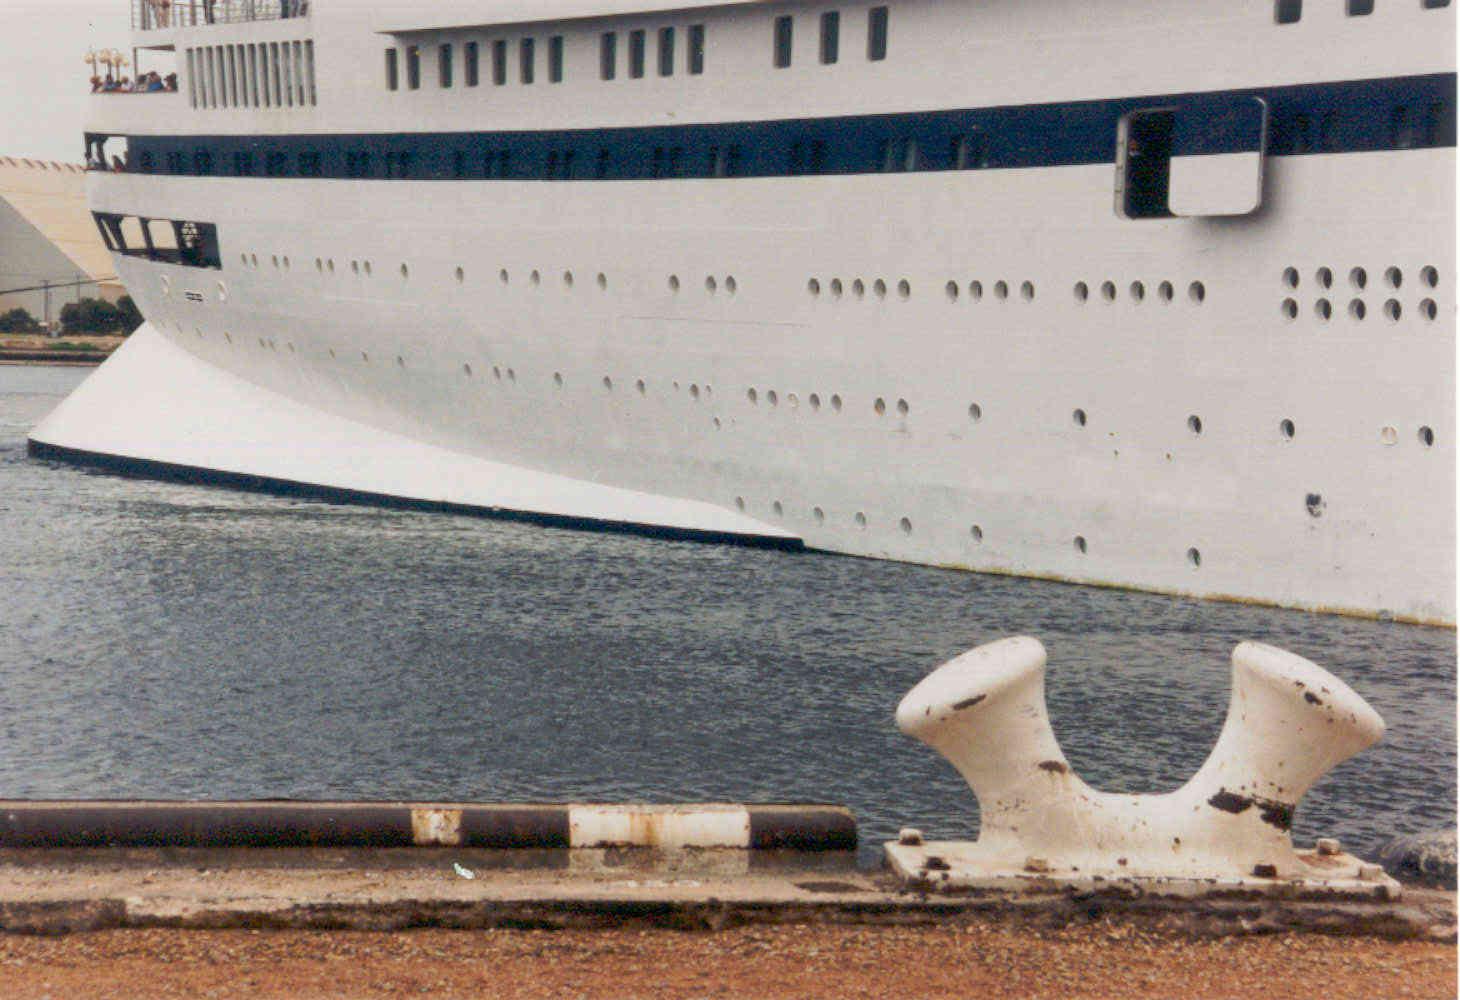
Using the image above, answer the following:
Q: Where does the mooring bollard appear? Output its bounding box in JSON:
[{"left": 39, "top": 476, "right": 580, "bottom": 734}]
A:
[{"left": 886, "top": 637, "right": 1399, "bottom": 896}]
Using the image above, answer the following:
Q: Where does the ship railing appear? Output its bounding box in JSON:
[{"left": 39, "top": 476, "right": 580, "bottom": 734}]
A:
[{"left": 131, "top": 0, "right": 310, "bottom": 31}]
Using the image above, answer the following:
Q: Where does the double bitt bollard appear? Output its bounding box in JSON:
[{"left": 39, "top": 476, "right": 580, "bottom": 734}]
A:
[{"left": 887, "top": 637, "right": 1397, "bottom": 895}]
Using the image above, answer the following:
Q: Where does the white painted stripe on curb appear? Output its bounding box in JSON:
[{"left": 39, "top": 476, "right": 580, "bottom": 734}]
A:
[{"left": 568, "top": 805, "right": 752, "bottom": 849}]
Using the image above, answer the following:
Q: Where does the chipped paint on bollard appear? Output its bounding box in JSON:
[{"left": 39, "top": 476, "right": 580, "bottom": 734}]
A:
[{"left": 886, "top": 637, "right": 1401, "bottom": 899}]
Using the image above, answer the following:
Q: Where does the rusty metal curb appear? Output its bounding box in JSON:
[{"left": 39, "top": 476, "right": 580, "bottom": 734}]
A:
[{"left": 0, "top": 802, "right": 856, "bottom": 852}]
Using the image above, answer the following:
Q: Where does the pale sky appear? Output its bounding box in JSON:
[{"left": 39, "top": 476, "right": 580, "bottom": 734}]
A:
[{"left": 2, "top": 0, "right": 137, "bottom": 163}]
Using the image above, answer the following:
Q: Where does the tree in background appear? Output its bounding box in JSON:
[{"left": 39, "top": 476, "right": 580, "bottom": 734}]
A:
[
  {"left": 115, "top": 295, "right": 142, "bottom": 334},
  {"left": 59, "top": 297, "right": 126, "bottom": 334},
  {"left": 0, "top": 307, "right": 41, "bottom": 333}
]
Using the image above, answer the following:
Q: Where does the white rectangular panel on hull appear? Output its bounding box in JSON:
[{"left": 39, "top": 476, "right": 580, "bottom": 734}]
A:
[{"left": 26, "top": 323, "right": 801, "bottom": 545}]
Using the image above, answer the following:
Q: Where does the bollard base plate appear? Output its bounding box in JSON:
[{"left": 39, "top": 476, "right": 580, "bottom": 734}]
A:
[{"left": 884, "top": 841, "right": 1403, "bottom": 900}]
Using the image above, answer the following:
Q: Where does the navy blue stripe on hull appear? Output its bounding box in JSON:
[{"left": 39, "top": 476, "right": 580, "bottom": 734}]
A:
[
  {"left": 26, "top": 438, "right": 806, "bottom": 552},
  {"left": 117, "top": 72, "right": 1456, "bottom": 183}
]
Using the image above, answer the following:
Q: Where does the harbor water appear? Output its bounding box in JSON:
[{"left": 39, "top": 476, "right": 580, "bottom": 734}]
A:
[{"left": 1, "top": 364, "right": 1454, "bottom": 862}]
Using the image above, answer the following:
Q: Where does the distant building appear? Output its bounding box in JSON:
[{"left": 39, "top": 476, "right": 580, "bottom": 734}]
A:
[{"left": 0, "top": 156, "right": 121, "bottom": 328}]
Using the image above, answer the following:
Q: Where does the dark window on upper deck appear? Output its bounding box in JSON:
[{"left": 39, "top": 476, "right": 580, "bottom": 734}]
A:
[
  {"left": 596, "top": 148, "right": 613, "bottom": 178},
  {"left": 406, "top": 46, "right": 420, "bottom": 89},
  {"left": 1346, "top": 0, "right": 1373, "bottom": 14},
  {"left": 1423, "top": 0, "right": 1452, "bottom": 8},
  {"left": 465, "top": 42, "right": 479, "bottom": 85},
  {"left": 385, "top": 48, "right": 398, "bottom": 89},
  {"left": 688, "top": 25, "right": 705, "bottom": 74},
  {"left": 193, "top": 149, "right": 213, "bottom": 175},
  {"left": 868, "top": 6, "right": 889, "bottom": 60},
  {"left": 659, "top": 27, "right": 675, "bottom": 76},
  {"left": 629, "top": 29, "right": 646, "bottom": 78},
  {"left": 234, "top": 151, "right": 254, "bottom": 175},
  {"left": 820, "top": 12, "right": 840, "bottom": 64},
  {"left": 549, "top": 36, "right": 564, "bottom": 82},
  {"left": 1274, "top": 0, "right": 1301, "bottom": 22},
  {"left": 440, "top": 44, "right": 453, "bottom": 87},
  {"left": 521, "top": 38, "right": 535, "bottom": 83},
  {"left": 774, "top": 16, "right": 793, "bottom": 67},
  {"left": 265, "top": 151, "right": 288, "bottom": 176},
  {"left": 138, "top": 151, "right": 154, "bottom": 173},
  {"left": 601, "top": 32, "right": 617, "bottom": 79},
  {"left": 492, "top": 40, "right": 508, "bottom": 84},
  {"left": 299, "top": 151, "right": 322, "bottom": 177},
  {"left": 166, "top": 151, "right": 184, "bottom": 173},
  {"left": 953, "top": 133, "right": 988, "bottom": 169}
]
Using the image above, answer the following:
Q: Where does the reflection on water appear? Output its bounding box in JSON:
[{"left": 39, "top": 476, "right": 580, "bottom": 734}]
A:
[{"left": 2, "top": 365, "right": 1454, "bottom": 862}]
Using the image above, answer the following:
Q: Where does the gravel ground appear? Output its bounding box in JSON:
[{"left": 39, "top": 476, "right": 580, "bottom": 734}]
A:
[{"left": 0, "top": 922, "right": 1453, "bottom": 999}]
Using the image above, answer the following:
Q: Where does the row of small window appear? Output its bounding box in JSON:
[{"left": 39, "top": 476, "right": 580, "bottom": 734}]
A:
[
  {"left": 386, "top": 26, "right": 707, "bottom": 92},
  {"left": 1276, "top": 0, "right": 1450, "bottom": 22},
  {"left": 186, "top": 40, "right": 316, "bottom": 109},
  {"left": 774, "top": 8, "right": 889, "bottom": 67}
]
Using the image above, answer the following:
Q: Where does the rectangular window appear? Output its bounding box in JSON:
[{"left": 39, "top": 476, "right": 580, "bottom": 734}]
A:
[
  {"left": 305, "top": 40, "right": 316, "bottom": 105},
  {"left": 600, "top": 32, "right": 617, "bottom": 80},
  {"left": 281, "top": 41, "right": 294, "bottom": 107},
  {"left": 465, "top": 41, "right": 479, "bottom": 86},
  {"left": 820, "top": 11, "right": 839, "bottom": 64},
  {"left": 1274, "top": 0, "right": 1301, "bottom": 22},
  {"left": 688, "top": 24, "right": 705, "bottom": 74},
  {"left": 271, "top": 42, "right": 284, "bottom": 104},
  {"left": 658, "top": 27, "right": 675, "bottom": 76},
  {"left": 1346, "top": 0, "right": 1372, "bottom": 12},
  {"left": 549, "top": 35, "right": 563, "bottom": 82},
  {"left": 294, "top": 41, "right": 305, "bottom": 106},
  {"left": 440, "top": 43, "right": 453, "bottom": 87},
  {"left": 299, "top": 151, "right": 321, "bottom": 177},
  {"left": 406, "top": 44, "right": 420, "bottom": 89},
  {"left": 237, "top": 45, "right": 250, "bottom": 106},
  {"left": 258, "top": 44, "right": 270, "bottom": 107},
  {"left": 492, "top": 39, "right": 508, "bottom": 84},
  {"left": 227, "top": 45, "right": 239, "bottom": 106},
  {"left": 249, "top": 44, "right": 260, "bottom": 106},
  {"left": 202, "top": 47, "right": 214, "bottom": 107},
  {"left": 774, "top": 16, "right": 793, "bottom": 68},
  {"left": 186, "top": 49, "right": 197, "bottom": 107},
  {"left": 628, "top": 29, "right": 646, "bottom": 78},
  {"left": 265, "top": 151, "right": 288, "bottom": 177},
  {"left": 1423, "top": 0, "right": 1452, "bottom": 7},
  {"left": 867, "top": 6, "right": 888, "bottom": 60},
  {"left": 520, "top": 38, "right": 535, "bottom": 83},
  {"left": 193, "top": 149, "right": 213, "bottom": 175}
]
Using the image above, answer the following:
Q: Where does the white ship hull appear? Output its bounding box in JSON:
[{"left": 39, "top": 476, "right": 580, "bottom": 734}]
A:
[{"left": 31, "top": 0, "right": 1457, "bottom": 624}]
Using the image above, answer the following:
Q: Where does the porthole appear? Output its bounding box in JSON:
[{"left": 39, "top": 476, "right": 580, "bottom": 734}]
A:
[
  {"left": 597, "top": 273, "right": 608, "bottom": 291},
  {"left": 363, "top": 261, "right": 372, "bottom": 276},
  {"left": 786, "top": 391, "right": 797, "bottom": 408},
  {"left": 1188, "top": 281, "right": 1206, "bottom": 303},
  {"left": 813, "top": 506, "right": 825, "bottom": 524},
  {"left": 224, "top": 332, "right": 233, "bottom": 344},
  {"left": 283, "top": 257, "right": 291, "bottom": 270},
  {"left": 160, "top": 275, "right": 171, "bottom": 296},
  {"left": 668, "top": 274, "right": 680, "bottom": 292},
  {"left": 327, "top": 347, "right": 335, "bottom": 358},
  {"left": 1020, "top": 280, "right": 1034, "bottom": 301},
  {"left": 896, "top": 398, "right": 909, "bottom": 416},
  {"left": 396, "top": 355, "right": 405, "bottom": 368},
  {"left": 492, "top": 366, "right": 502, "bottom": 380},
  {"left": 898, "top": 279, "right": 911, "bottom": 300},
  {"left": 830, "top": 278, "right": 844, "bottom": 298},
  {"left": 968, "top": 402, "right": 983, "bottom": 422},
  {"left": 809, "top": 393, "right": 822, "bottom": 410},
  {"left": 1348, "top": 299, "right": 1366, "bottom": 321},
  {"left": 1280, "top": 418, "right": 1296, "bottom": 439},
  {"left": 1072, "top": 408, "right": 1087, "bottom": 427},
  {"left": 553, "top": 372, "right": 563, "bottom": 387},
  {"left": 830, "top": 394, "right": 843, "bottom": 412},
  {"left": 463, "top": 363, "right": 473, "bottom": 377},
  {"left": 250, "top": 253, "right": 259, "bottom": 268},
  {"left": 271, "top": 255, "right": 279, "bottom": 268},
  {"left": 691, "top": 384, "right": 701, "bottom": 400},
  {"left": 969, "top": 280, "right": 984, "bottom": 301},
  {"left": 1380, "top": 426, "right": 1398, "bottom": 446},
  {"left": 854, "top": 511, "right": 867, "bottom": 528},
  {"left": 240, "top": 253, "right": 248, "bottom": 266},
  {"left": 945, "top": 280, "right": 959, "bottom": 302},
  {"left": 1282, "top": 266, "right": 1300, "bottom": 289},
  {"left": 706, "top": 275, "right": 718, "bottom": 294},
  {"left": 1421, "top": 265, "right": 1439, "bottom": 288},
  {"left": 529, "top": 269, "right": 541, "bottom": 286},
  {"left": 1074, "top": 281, "right": 1089, "bottom": 302},
  {"left": 873, "top": 279, "right": 887, "bottom": 299},
  {"left": 1158, "top": 281, "right": 1174, "bottom": 302},
  {"left": 767, "top": 390, "right": 779, "bottom": 406},
  {"left": 217, "top": 281, "right": 228, "bottom": 302},
  {"left": 874, "top": 397, "right": 887, "bottom": 416},
  {"left": 313, "top": 258, "right": 323, "bottom": 273},
  {"left": 1384, "top": 299, "right": 1401, "bottom": 322},
  {"left": 563, "top": 271, "right": 574, "bottom": 288},
  {"left": 361, "top": 351, "right": 369, "bottom": 362},
  {"left": 1420, "top": 298, "right": 1438, "bottom": 321},
  {"left": 1073, "top": 536, "right": 1088, "bottom": 555},
  {"left": 1315, "top": 299, "right": 1333, "bottom": 321},
  {"left": 899, "top": 517, "right": 913, "bottom": 534},
  {"left": 725, "top": 276, "right": 738, "bottom": 295},
  {"left": 1281, "top": 298, "right": 1298, "bottom": 320},
  {"left": 1419, "top": 426, "right": 1435, "bottom": 448},
  {"left": 1130, "top": 281, "right": 1145, "bottom": 302},
  {"left": 328, "top": 259, "right": 335, "bottom": 273},
  {"left": 852, "top": 278, "right": 865, "bottom": 299},
  {"left": 1188, "top": 415, "right": 1203, "bottom": 435},
  {"left": 735, "top": 496, "right": 746, "bottom": 511},
  {"left": 747, "top": 387, "right": 758, "bottom": 404},
  {"left": 602, "top": 376, "right": 613, "bottom": 391},
  {"left": 1385, "top": 266, "right": 1402, "bottom": 289},
  {"left": 994, "top": 280, "right": 1009, "bottom": 300},
  {"left": 499, "top": 268, "right": 510, "bottom": 285},
  {"left": 507, "top": 368, "right": 516, "bottom": 382},
  {"left": 1316, "top": 266, "right": 1333, "bottom": 289},
  {"left": 809, "top": 278, "right": 822, "bottom": 297},
  {"left": 636, "top": 378, "right": 646, "bottom": 395},
  {"left": 1349, "top": 267, "right": 1367, "bottom": 291},
  {"left": 400, "top": 263, "right": 410, "bottom": 279},
  {"left": 772, "top": 500, "right": 784, "bottom": 517},
  {"left": 970, "top": 524, "right": 983, "bottom": 543},
  {"left": 351, "top": 260, "right": 360, "bottom": 274},
  {"left": 455, "top": 267, "right": 465, "bottom": 283},
  {"left": 1187, "top": 548, "right": 1202, "bottom": 569},
  {"left": 1101, "top": 280, "right": 1116, "bottom": 302}
]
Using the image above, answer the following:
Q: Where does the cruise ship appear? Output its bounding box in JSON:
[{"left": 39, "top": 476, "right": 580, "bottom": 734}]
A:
[{"left": 29, "top": 0, "right": 1456, "bottom": 625}]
